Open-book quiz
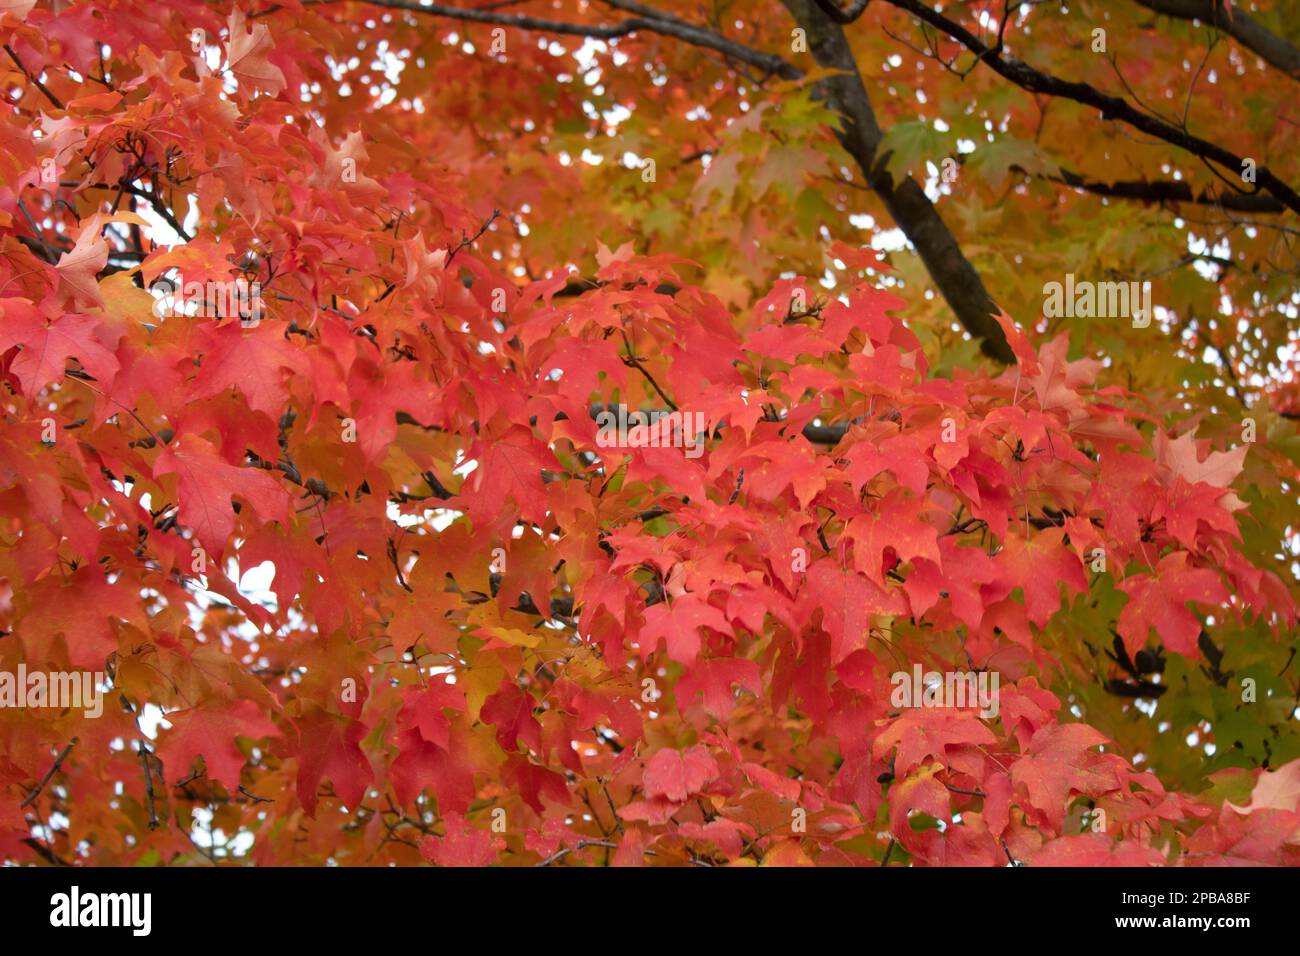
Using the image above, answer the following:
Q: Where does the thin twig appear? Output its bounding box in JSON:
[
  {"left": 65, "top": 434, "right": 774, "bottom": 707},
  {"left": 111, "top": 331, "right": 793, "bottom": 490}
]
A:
[
  {"left": 444, "top": 208, "right": 501, "bottom": 266},
  {"left": 21, "top": 738, "right": 78, "bottom": 809}
]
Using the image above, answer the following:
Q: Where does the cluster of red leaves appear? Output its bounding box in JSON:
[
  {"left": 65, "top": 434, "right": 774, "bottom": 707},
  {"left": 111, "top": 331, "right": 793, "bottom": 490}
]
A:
[{"left": 0, "top": 2, "right": 1297, "bottom": 866}]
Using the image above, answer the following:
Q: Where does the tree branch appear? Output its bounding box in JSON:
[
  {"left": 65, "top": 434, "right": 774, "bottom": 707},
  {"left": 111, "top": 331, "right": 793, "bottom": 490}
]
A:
[
  {"left": 139, "top": 741, "right": 161, "bottom": 830},
  {"left": 1134, "top": 0, "right": 1300, "bottom": 82},
  {"left": 3, "top": 43, "right": 64, "bottom": 109},
  {"left": 321, "top": 0, "right": 1011, "bottom": 360},
  {"left": 783, "top": 0, "right": 1014, "bottom": 362},
  {"left": 21, "top": 738, "right": 78, "bottom": 809},
  {"left": 1040, "top": 165, "right": 1287, "bottom": 213},
  {"left": 444, "top": 207, "right": 500, "bottom": 266},
  {"left": 813, "top": 0, "right": 873, "bottom": 23},
  {"left": 324, "top": 0, "right": 802, "bottom": 80},
  {"left": 880, "top": 0, "right": 1300, "bottom": 216}
]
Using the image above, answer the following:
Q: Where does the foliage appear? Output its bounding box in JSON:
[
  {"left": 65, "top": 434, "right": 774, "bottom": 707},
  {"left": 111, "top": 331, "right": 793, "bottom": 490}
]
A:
[{"left": 1, "top": 0, "right": 1299, "bottom": 866}]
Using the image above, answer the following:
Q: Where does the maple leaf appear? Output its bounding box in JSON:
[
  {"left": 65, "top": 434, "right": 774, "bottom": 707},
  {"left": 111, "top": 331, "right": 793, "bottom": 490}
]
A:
[
  {"left": 873, "top": 709, "right": 997, "bottom": 777},
  {"left": 21, "top": 569, "right": 148, "bottom": 668},
  {"left": 617, "top": 796, "right": 680, "bottom": 826},
  {"left": 611, "top": 826, "right": 647, "bottom": 867},
  {"left": 418, "top": 812, "right": 505, "bottom": 867},
  {"left": 2, "top": 0, "right": 1297, "bottom": 870},
  {"left": 760, "top": 840, "right": 816, "bottom": 866},
  {"left": 888, "top": 763, "right": 951, "bottom": 852},
  {"left": 454, "top": 427, "right": 551, "bottom": 528},
  {"left": 225, "top": 8, "right": 286, "bottom": 96},
  {"left": 801, "top": 560, "right": 906, "bottom": 664},
  {"left": 389, "top": 729, "right": 476, "bottom": 814},
  {"left": 841, "top": 426, "right": 930, "bottom": 496},
  {"left": 239, "top": 522, "right": 328, "bottom": 607},
  {"left": 0, "top": 0, "right": 36, "bottom": 18},
  {"left": 480, "top": 682, "right": 542, "bottom": 754},
  {"left": 1155, "top": 429, "right": 1248, "bottom": 490},
  {"left": 387, "top": 585, "right": 461, "bottom": 655},
  {"left": 625, "top": 444, "right": 710, "bottom": 504},
  {"left": 153, "top": 435, "right": 290, "bottom": 553},
  {"left": 676, "top": 657, "right": 762, "bottom": 719},
  {"left": 1010, "top": 724, "right": 1123, "bottom": 830},
  {"left": 54, "top": 219, "right": 109, "bottom": 307},
  {"left": 741, "top": 440, "right": 828, "bottom": 510},
  {"left": 994, "top": 529, "right": 1086, "bottom": 630},
  {"left": 1185, "top": 805, "right": 1300, "bottom": 864},
  {"left": 642, "top": 745, "right": 719, "bottom": 803},
  {"left": 998, "top": 677, "right": 1061, "bottom": 750},
  {"left": 1117, "top": 552, "right": 1229, "bottom": 658},
  {"left": 156, "top": 699, "right": 280, "bottom": 790},
  {"left": 639, "top": 594, "right": 731, "bottom": 665},
  {"left": 308, "top": 128, "right": 385, "bottom": 201},
  {"left": 1026, "top": 834, "right": 1167, "bottom": 866},
  {"left": 1226, "top": 758, "right": 1300, "bottom": 816},
  {"left": 0, "top": 303, "right": 119, "bottom": 395},
  {"left": 187, "top": 323, "right": 308, "bottom": 417},
  {"left": 844, "top": 489, "right": 939, "bottom": 586},
  {"left": 676, "top": 818, "right": 753, "bottom": 859},
  {"left": 294, "top": 707, "right": 373, "bottom": 815}
]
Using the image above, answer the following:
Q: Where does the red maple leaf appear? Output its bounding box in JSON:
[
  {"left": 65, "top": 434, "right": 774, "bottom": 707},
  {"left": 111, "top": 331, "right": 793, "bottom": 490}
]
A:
[
  {"left": 156, "top": 699, "right": 280, "bottom": 790},
  {"left": 1117, "top": 552, "right": 1230, "bottom": 657}
]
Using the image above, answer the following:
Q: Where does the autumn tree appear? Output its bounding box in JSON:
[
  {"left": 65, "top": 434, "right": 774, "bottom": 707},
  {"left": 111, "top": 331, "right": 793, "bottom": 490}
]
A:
[{"left": 1, "top": 0, "right": 1299, "bottom": 866}]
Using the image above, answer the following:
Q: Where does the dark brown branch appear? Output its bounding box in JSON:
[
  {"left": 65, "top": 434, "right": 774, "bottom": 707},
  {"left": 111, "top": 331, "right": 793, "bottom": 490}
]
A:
[
  {"left": 512, "top": 592, "right": 575, "bottom": 619},
  {"left": 388, "top": 537, "right": 414, "bottom": 592},
  {"left": 533, "top": 837, "right": 683, "bottom": 865},
  {"left": 22, "top": 837, "right": 71, "bottom": 866},
  {"left": 310, "top": 0, "right": 1011, "bottom": 358},
  {"left": 139, "top": 741, "right": 161, "bottom": 829},
  {"left": 620, "top": 330, "right": 678, "bottom": 411},
  {"left": 390, "top": 469, "right": 455, "bottom": 504},
  {"left": 1134, "top": 0, "right": 1300, "bottom": 82},
  {"left": 322, "top": 0, "right": 802, "bottom": 80},
  {"left": 880, "top": 0, "right": 1300, "bottom": 215},
  {"left": 783, "top": 0, "right": 1013, "bottom": 362},
  {"left": 813, "top": 0, "right": 872, "bottom": 23},
  {"left": 15, "top": 232, "right": 63, "bottom": 265},
  {"left": 83, "top": 180, "right": 193, "bottom": 242},
  {"left": 21, "top": 738, "right": 78, "bottom": 809},
  {"left": 1040, "top": 166, "right": 1287, "bottom": 213},
  {"left": 4, "top": 44, "right": 64, "bottom": 108},
  {"left": 445, "top": 208, "right": 500, "bottom": 266},
  {"left": 1001, "top": 838, "right": 1019, "bottom": 866}
]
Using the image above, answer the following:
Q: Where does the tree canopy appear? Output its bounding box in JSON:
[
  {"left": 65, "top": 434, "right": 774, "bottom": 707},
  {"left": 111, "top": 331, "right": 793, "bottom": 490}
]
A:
[{"left": 1, "top": 0, "right": 1299, "bottom": 866}]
